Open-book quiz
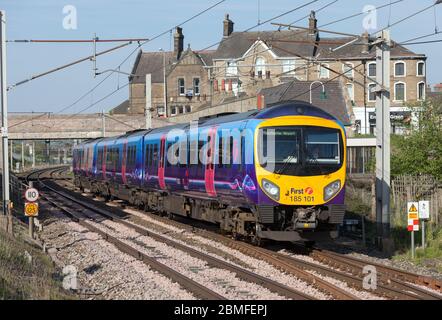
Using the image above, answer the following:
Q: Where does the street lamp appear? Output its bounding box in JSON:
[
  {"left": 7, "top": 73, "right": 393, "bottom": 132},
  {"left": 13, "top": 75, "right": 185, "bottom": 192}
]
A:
[{"left": 309, "top": 81, "right": 326, "bottom": 104}]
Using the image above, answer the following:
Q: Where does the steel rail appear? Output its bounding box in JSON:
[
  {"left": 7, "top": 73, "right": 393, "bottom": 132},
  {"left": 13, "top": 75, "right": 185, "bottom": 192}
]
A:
[
  {"left": 34, "top": 169, "right": 225, "bottom": 300},
  {"left": 41, "top": 178, "right": 315, "bottom": 301},
  {"left": 307, "top": 248, "right": 442, "bottom": 299}
]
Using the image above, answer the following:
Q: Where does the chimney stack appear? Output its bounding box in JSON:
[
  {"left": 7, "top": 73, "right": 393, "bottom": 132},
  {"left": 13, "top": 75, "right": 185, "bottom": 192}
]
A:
[
  {"left": 362, "top": 31, "right": 370, "bottom": 53},
  {"left": 223, "top": 14, "right": 234, "bottom": 38},
  {"left": 308, "top": 11, "right": 317, "bottom": 35},
  {"left": 174, "top": 27, "right": 184, "bottom": 59}
]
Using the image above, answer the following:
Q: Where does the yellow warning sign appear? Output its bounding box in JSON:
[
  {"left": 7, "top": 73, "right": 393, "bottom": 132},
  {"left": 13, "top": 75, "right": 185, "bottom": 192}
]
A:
[
  {"left": 24, "top": 202, "right": 39, "bottom": 217},
  {"left": 408, "top": 213, "right": 418, "bottom": 220},
  {"left": 409, "top": 204, "right": 418, "bottom": 213}
]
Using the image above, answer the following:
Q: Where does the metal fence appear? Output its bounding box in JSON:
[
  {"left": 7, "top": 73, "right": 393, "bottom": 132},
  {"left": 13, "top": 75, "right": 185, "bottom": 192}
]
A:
[{"left": 391, "top": 175, "right": 441, "bottom": 226}]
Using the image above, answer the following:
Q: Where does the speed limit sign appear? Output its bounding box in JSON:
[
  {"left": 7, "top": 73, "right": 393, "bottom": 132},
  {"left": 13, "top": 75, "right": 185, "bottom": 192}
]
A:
[{"left": 25, "top": 188, "right": 39, "bottom": 202}]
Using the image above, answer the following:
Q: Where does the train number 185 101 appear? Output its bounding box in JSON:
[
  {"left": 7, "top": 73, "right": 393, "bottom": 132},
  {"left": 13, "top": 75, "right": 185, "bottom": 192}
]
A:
[{"left": 290, "top": 196, "right": 315, "bottom": 202}]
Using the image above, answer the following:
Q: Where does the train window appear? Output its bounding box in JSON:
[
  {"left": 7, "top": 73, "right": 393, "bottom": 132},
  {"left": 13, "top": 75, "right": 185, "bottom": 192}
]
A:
[
  {"left": 116, "top": 149, "right": 120, "bottom": 171},
  {"left": 97, "top": 148, "right": 101, "bottom": 169},
  {"left": 218, "top": 136, "right": 223, "bottom": 168},
  {"left": 153, "top": 144, "right": 158, "bottom": 168},
  {"left": 148, "top": 144, "right": 153, "bottom": 168},
  {"left": 145, "top": 144, "right": 150, "bottom": 169},
  {"left": 224, "top": 136, "right": 233, "bottom": 168},
  {"left": 127, "top": 145, "right": 136, "bottom": 170},
  {"left": 198, "top": 140, "right": 205, "bottom": 166}
]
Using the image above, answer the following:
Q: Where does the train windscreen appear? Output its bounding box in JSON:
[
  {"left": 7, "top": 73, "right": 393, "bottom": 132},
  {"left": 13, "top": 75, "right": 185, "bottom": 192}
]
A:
[{"left": 258, "top": 126, "right": 343, "bottom": 176}]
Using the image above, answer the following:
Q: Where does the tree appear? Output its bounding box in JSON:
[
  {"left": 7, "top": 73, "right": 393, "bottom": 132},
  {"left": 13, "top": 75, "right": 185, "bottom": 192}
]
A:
[{"left": 391, "top": 99, "right": 442, "bottom": 180}]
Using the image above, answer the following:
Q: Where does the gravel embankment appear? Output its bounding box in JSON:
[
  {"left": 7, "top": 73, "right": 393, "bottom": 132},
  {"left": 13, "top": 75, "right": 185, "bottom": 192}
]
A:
[{"left": 40, "top": 203, "right": 195, "bottom": 300}]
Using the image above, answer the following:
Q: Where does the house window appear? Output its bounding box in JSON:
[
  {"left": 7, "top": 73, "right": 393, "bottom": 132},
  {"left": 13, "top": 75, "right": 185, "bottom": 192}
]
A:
[
  {"left": 178, "top": 78, "right": 185, "bottom": 95},
  {"left": 185, "top": 105, "right": 191, "bottom": 113},
  {"left": 346, "top": 83, "right": 354, "bottom": 101},
  {"left": 319, "top": 63, "right": 329, "bottom": 79},
  {"left": 342, "top": 62, "right": 354, "bottom": 78},
  {"left": 417, "top": 82, "right": 425, "bottom": 100},
  {"left": 157, "top": 105, "right": 165, "bottom": 116},
  {"left": 171, "top": 106, "right": 177, "bottom": 115},
  {"left": 394, "top": 62, "right": 405, "bottom": 77},
  {"left": 255, "top": 57, "right": 266, "bottom": 77},
  {"left": 367, "top": 62, "right": 376, "bottom": 77},
  {"left": 368, "top": 83, "right": 376, "bottom": 102},
  {"left": 394, "top": 82, "right": 406, "bottom": 101},
  {"left": 226, "top": 61, "right": 238, "bottom": 76},
  {"left": 282, "top": 59, "right": 296, "bottom": 75},
  {"left": 417, "top": 61, "right": 425, "bottom": 76},
  {"left": 178, "top": 105, "right": 184, "bottom": 114},
  {"left": 193, "top": 78, "right": 200, "bottom": 96}
]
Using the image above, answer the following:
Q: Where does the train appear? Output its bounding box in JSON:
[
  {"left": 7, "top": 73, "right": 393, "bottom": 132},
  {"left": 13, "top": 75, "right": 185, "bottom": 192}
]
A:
[{"left": 73, "top": 101, "right": 347, "bottom": 244}]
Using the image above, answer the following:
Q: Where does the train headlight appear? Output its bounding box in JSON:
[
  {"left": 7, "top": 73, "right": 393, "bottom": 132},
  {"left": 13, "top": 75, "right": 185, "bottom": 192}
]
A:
[
  {"left": 323, "top": 180, "right": 341, "bottom": 201},
  {"left": 262, "top": 179, "right": 280, "bottom": 201}
]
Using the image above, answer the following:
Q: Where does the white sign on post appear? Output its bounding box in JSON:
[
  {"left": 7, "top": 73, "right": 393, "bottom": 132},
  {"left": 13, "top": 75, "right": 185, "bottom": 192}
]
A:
[
  {"left": 25, "top": 188, "right": 39, "bottom": 202},
  {"left": 419, "top": 200, "right": 430, "bottom": 220}
]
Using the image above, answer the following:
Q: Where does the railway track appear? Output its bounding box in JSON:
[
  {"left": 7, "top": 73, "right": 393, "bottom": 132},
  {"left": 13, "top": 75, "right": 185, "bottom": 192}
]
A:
[
  {"left": 23, "top": 167, "right": 442, "bottom": 300},
  {"left": 303, "top": 246, "right": 442, "bottom": 298},
  {"left": 32, "top": 167, "right": 317, "bottom": 300}
]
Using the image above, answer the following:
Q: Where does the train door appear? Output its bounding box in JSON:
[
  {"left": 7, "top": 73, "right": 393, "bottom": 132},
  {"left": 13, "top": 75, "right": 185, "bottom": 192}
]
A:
[
  {"left": 122, "top": 140, "right": 127, "bottom": 185},
  {"left": 205, "top": 126, "right": 217, "bottom": 197},
  {"left": 102, "top": 145, "right": 107, "bottom": 180},
  {"left": 158, "top": 134, "right": 166, "bottom": 190}
]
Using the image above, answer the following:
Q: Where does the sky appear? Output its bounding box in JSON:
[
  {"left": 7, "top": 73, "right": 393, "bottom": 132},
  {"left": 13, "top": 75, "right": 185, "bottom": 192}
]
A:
[{"left": 2, "top": 0, "right": 441, "bottom": 114}]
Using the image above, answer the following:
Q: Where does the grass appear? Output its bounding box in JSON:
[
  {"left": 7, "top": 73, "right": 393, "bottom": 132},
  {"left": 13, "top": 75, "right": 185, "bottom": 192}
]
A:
[
  {"left": 0, "top": 229, "right": 75, "bottom": 300},
  {"left": 392, "top": 226, "right": 442, "bottom": 272}
]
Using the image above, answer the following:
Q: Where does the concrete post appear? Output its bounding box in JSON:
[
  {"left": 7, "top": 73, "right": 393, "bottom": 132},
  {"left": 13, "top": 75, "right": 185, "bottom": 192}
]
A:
[
  {"left": 32, "top": 141, "right": 35, "bottom": 168},
  {"left": 375, "top": 30, "right": 392, "bottom": 251},
  {"left": 21, "top": 140, "right": 24, "bottom": 171},
  {"left": 101, "top": 109, "right": 106, "bottom": 137},
  {"left": 28, "top": 181, "right": 34, "bottom": 239},
  {"left": 0, "top": 10, "right": 10, "bottom": 216}
]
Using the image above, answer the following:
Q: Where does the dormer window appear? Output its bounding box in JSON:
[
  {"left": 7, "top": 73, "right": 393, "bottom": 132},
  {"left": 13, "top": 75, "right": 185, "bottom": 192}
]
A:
[
  {"left": 319, "top": 63, "right": 329, "bottom": 79},
  {"left": 282, "top": 59, "right": 296, "bottom": 75},
  {"left": 226, "top": 61, "right": 238, "bottom": 76},
  {"left": 255, "top": 57, "right": 266, "bottom": 77}
]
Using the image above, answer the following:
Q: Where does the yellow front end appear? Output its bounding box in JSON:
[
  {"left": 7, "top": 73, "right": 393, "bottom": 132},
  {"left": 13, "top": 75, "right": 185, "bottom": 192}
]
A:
[{"left": 254, "top": 116, "right": 346, "bottom": 206}]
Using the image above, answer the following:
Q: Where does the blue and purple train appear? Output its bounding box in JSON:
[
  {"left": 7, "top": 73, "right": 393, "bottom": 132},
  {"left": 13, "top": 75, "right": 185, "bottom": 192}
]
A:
[{"left": 73, "top": 101, "right": 347, "bottom": 243}]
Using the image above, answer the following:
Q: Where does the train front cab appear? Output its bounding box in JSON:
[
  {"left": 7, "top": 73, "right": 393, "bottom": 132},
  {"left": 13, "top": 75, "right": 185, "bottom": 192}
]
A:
[{"left": 253, "top": 115, "right": 347, "bottom": 242}]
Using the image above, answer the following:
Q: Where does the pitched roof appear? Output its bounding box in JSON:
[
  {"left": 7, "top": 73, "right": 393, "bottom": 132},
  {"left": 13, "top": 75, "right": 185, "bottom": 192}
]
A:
[
  {"left": 315, "top": 37, "right": 424, "bottom": 60},
  {"left": 130, "top": 51, "right": 175, "bottom": 84},
  {"left": 109, "top": 99, "right": 130, "bottom": 114},
  {"left": 130, "top": 49, "right": 215, "bottom": 84},
  {"left": 259, "top": 80, "right": 350, "bottom": 125},
  {"left": 213, "top": 30, "right": 317, "bottom": 60},
  {"left": 213, "top": 29, "right": 424, "bottom": 61}
]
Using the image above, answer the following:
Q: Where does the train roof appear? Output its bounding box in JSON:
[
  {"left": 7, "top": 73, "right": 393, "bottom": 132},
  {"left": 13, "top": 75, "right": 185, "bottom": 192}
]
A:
[
  {"left": 76, "top": 101, "right": 339, "bottom": 146},
  {"left": 201, "top": 100, "right": 337, "bottom": 125}
]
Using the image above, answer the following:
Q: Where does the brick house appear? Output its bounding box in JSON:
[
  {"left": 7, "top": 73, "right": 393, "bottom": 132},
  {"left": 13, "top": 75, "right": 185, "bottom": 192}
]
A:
[
  {"left": 212, "top": 12, "right": 427, "bottom": 134},
  {"left": 115, "top": 11, "right": 427, "bottom": 135},
  {"left": 117, "top": 27, "right": 214, "bottom": 117}
]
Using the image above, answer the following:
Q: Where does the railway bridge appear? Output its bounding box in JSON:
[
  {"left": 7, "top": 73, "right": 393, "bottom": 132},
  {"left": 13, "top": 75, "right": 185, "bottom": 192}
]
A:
[{"left": 2, "top": 112, "right": 171, "bottom": 171}]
